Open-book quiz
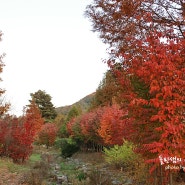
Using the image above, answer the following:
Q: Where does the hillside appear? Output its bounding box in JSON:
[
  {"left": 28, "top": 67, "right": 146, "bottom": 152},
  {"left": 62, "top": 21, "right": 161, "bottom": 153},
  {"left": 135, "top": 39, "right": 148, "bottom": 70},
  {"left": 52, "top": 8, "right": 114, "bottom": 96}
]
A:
[{"left": 55, "top": 92, "right": 95, "bottom": 116}]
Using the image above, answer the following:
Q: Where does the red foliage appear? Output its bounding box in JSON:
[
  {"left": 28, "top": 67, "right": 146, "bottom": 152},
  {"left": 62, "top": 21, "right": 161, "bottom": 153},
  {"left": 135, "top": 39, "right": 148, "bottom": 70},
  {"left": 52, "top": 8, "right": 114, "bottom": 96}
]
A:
[
  {"left": 66, "top": 118, "right": 78, "bottom": 137},
  {"left": 67, "top": 107, "right": 107, "bottom": 148},
  {"left": 0, "top": 116, "right": 35, "bottom": 162},
  {"left": 0, "top": 101, "right": 45, "bottom": 162},
  {"left": 38, "top": 123, "right": 58, "bottom": 148},
  {"left": 24, "top": 99, "right": 44, "bottom": 138},
  {"left": 111, "top": 33, "right": 185, "bottom": 170},
  {"left": 67, "top": 105, "right": 132, "bottom": 147},
  {"left": 98, "top": 104, "right": 131, "bottom": 146},
  {"left": 80, "top": 108, "right": 103, "bottom": 143},
  {"left": 86, "top": 1, "right": 185, "bottom": 181},
  {"left": 0, "top": 116, "right": 13, "bottom": 156},
  {"left": 80, "top": 112, "right": 96, "bottom": 138},
  {"left": 9, "top": 119, "right": 34, "bottom": 162}
]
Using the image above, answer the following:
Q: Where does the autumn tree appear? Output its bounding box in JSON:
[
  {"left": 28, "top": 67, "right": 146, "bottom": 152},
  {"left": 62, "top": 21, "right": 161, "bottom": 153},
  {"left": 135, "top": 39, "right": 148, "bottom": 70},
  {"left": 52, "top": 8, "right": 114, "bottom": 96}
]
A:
[
  {"left": 86, "top": 0, "right": 185, "bottom": 182},
  {"left": 30, "top": 90, "right": 57, "bottom": 122},
  {"left": 37, "top": 123, "right": 58, "bottom": 148},
  {"left": 66, "top": 117, "right": 83, "bottom": 143},
  {"left": 85, "top": 0, "right": 185, "bottom": 57},
  {"left": 24, "top": 99, "right": 44, "bottom": 138},
  {"left": 0, "top": 115, "right": 13, "bottom": 156},
  {"left": 79, "top": 108, "right": 104, "bottom": 151},
  {"left": 66, "top": 107, "right": 105, "bottom": 151},
  {"left": 9, "top": 117, "right": 35, "bottom": 162},
  {"left": 98, "top": 104, "right": 131, "bottom": 146},
  {"left": 129, "top": 35, "right": 185, "bottom": 166},
  {"left": 59, "top": 106, "right": 82, "bottom": 138},
  {"left": 0, "top": 115, "right": 35, "bottom": 162},
  {"left": 80, "top": 111, "right": 100, "bottom": 143},
  {"left": 54, "top": 114, "right": 65, "bottom": 127}
]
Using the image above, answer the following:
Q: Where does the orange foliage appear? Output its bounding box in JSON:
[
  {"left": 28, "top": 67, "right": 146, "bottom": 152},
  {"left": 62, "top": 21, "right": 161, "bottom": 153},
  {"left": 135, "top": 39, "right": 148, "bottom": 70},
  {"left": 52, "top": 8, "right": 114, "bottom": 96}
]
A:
[
  {"left": 86, "top": 0, "right": 185, "bottom": 175},
  {"left": 111, "top": 33, "right": 185, "bottom": 170},
  {"left": 132, "top": 35, "right": 185, "bottom": 160},
  {"left": 38, "top": 123, "right": 58, "bottom": 148},
  {"left": 98, "top": 104, "right": 131, "bottom": 145},
  {"left": 80, "top": 109, "right": 102, "bottom": 143},
  {"left": 24, "top": 99, "right": 44, "bottom": 138}
]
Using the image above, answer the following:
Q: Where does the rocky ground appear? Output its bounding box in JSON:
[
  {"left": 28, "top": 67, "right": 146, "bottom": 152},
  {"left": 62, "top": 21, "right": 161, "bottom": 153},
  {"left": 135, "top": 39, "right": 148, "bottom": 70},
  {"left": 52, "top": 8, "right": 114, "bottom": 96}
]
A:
[
  {"left": 0, "top": 146, "right": 135, "bottom": 185},
  {"left": 47, "top": 152, "right": 134, "bottom": 185},
  {"left": 0, "top": 146, "right": 184, "bottom": 185}
]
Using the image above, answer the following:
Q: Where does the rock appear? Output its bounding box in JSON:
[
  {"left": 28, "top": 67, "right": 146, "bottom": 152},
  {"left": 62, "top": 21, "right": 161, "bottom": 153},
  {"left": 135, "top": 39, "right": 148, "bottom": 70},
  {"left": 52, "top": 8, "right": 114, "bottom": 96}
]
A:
[
  {"left": 55, "top": 164, "right": 61, "bottom": 170},
  {"left": 125, "top": 178, "right": 133, "bottom": 185},
  {"left": 57, "top": 175, "right": 68, "bottom": 184},
  {"left": 81, "top": 164, "right": 88, "bottom": 173}
]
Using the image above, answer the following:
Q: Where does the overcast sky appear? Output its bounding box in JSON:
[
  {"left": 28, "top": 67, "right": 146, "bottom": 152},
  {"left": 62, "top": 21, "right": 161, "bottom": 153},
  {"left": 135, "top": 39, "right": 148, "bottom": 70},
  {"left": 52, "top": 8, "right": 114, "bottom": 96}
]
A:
[{"left": 0, "top": 0, "right": 108, "bottom": 116}]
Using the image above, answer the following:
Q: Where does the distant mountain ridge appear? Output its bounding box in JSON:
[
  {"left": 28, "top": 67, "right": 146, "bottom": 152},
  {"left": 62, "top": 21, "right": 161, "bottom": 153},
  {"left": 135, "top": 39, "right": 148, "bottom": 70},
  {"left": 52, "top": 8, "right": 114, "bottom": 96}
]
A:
[{"left": 56, "top": 92, "right": 95, "bottom": 116}]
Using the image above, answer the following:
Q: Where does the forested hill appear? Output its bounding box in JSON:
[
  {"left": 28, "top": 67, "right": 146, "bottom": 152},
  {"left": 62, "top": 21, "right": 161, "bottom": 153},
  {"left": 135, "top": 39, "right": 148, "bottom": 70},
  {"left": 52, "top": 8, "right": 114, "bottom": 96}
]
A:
[{"left": 55, "top": 92, "right": 95, "bottom": 116}]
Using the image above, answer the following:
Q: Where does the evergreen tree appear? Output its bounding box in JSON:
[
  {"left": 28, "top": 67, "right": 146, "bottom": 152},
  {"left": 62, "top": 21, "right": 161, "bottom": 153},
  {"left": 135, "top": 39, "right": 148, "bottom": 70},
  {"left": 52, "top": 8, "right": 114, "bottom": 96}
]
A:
[
  {"left": 59, "top": 106, "right": 81, "bottom": 138},
  {"left": 30, "top": 90, "right": 57, "bottom": 122},
  {"left": 66, "top": 106, "right": 81, "bottom": 122}
]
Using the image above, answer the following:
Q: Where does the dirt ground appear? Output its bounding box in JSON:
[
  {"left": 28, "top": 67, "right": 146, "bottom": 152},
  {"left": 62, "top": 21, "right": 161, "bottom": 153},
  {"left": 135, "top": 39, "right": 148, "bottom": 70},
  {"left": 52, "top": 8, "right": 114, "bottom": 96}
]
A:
[{"left": 0, "top": 167, "right": 23, "bottom": 185}]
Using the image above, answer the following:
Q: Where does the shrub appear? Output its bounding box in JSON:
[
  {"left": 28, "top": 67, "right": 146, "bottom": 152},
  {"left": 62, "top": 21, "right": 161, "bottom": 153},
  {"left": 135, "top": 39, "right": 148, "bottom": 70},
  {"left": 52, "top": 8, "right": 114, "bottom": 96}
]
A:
[
  {"left": 104, "top": 140, "right": 138, "bottom": 169},
  {"left": 54, "top": 137, "right": 63, "bottom": 149},
  {"left": 60, "top": 138, "right": 80, "bottom": 158}
]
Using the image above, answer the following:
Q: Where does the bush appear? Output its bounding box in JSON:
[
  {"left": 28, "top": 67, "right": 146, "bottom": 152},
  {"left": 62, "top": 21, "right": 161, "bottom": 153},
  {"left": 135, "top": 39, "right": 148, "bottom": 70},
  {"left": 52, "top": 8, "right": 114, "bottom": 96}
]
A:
[
  {"left": 60, "top": 138, "right": 80, "bottom": 158},
  {"left": 104, "top": 140, "right": 138, "bottom": 169},
  {"left": 54, "top": 137, "right": 63, "bottom": 149}
]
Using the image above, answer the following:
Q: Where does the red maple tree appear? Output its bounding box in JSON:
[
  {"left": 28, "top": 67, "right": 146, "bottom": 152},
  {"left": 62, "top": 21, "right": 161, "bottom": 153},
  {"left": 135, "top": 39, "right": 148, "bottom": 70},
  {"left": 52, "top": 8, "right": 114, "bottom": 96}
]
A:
[
  {"left": 86, "top": 0, "right": 185, "bottom": 179},
  {"left": 132, "top": 34, "right": 185, "bottom": 163},
  {"left": 24, "top": 99, "right": 44, "bottom": 138},
  {"left": 98, "top": 104, "right": 131, "bottom": 146},
  {"left": 109, "top": 32, "right": 185, "bottom": 174},
  {"left": 0, "top": 115, "right": 36, "bottom": 162},
  {"left": 38, "top": 123, "right": 58, "bottom": 148}
]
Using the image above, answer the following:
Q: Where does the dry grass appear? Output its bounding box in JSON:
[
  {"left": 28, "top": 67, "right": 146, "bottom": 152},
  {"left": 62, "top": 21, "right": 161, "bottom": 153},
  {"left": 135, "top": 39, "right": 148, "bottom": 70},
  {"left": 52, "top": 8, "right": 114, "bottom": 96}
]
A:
[
  {"left": 0, "top": 145, "right": 46, "bottom": 185},
  {"left": 0, "top": 158, "right": 29, "bottom": 185},
  {"left": 72, "top": 151, "right": 105, "bottom": 164}
]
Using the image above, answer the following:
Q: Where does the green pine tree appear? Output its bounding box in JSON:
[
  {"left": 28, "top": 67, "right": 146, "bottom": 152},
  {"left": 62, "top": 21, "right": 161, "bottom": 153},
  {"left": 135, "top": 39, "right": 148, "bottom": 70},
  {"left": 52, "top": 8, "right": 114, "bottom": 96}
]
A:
[{"left": 30, "top": 90, "right": 57, "bottom": 122}]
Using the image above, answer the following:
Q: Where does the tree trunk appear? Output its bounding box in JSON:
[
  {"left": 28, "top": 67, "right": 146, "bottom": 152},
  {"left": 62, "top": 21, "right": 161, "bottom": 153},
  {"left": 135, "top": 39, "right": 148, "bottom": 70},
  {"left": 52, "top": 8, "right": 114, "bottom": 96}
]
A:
[
  {"left": 160, "top": 165, "right": 163, "bottom": 185},
  {"left": 169, "top": 170, "right": 173, "bottom": 185},
  {"left": 154, "top": 167, "right": 157, "bottom": 185}
]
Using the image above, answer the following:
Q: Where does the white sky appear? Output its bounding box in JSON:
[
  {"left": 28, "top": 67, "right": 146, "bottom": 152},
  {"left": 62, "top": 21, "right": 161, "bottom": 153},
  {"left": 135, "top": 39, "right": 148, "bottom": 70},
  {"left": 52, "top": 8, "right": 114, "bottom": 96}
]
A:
[{"left": 0, "top": 0, "right": 108, "bottom": 116}]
